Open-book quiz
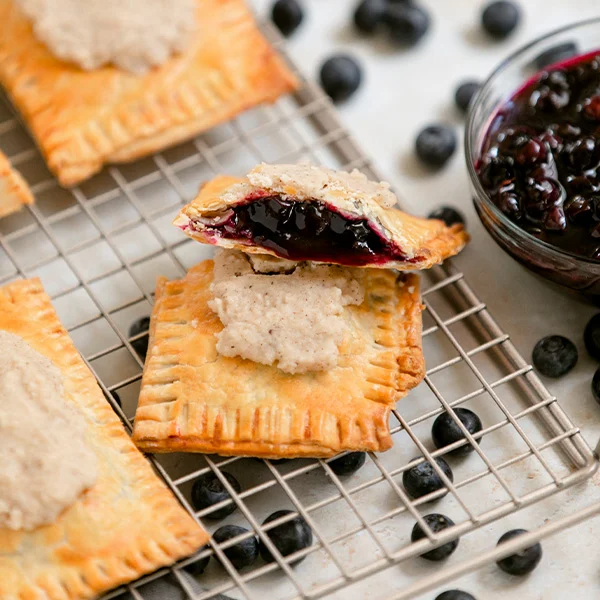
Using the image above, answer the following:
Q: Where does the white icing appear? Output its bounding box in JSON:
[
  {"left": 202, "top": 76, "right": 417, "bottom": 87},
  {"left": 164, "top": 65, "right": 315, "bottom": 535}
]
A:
[
  {"left": 0, "top": 331, "right": 98, "bottom": 531},
  {"left": 208, "top": 250, "right": 364, "bottom": 374},
  {"left": 16, "top": 0, "right": 196, "bottom": 74}
]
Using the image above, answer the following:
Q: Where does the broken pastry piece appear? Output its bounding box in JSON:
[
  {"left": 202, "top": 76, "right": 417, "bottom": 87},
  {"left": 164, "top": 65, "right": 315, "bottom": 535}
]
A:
[
  {"left": 0, "top": 0, "right": 298, "bottom": 186},
  {"left": 174, "top": 163, "right": 469, "bottom": 270},
  {"left": 132, "top": 253, "right": 425, "bottom": 458},
  {"left": 0, "top": 150, "right": 33, "bottom": 218}
]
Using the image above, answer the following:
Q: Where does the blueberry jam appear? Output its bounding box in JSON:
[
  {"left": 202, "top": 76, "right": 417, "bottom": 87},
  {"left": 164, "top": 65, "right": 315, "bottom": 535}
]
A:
[
  {"left": 478, "top": 51, "right": 600, "bottom": 260},
  {"left": 200, "top": 195, "right": 409, "bottom": 266}
]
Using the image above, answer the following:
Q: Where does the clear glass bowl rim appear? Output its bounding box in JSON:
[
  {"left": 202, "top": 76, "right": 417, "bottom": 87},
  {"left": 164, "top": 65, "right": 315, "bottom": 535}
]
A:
[{"left": 465, "top": 16, "right": 600, "bottom": 266}]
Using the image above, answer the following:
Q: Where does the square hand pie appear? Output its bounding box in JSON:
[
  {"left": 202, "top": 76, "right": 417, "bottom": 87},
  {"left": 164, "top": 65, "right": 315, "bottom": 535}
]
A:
[
  {"left": 0, "top": 279, "right": 208, "bottom": 600},
  {"left": 0, "top": 150, "right": 33, "bottom": 218},
  {"left": 0, "top": 0, "right": 298, "bottom": 187},
  {"left": 174, "top": 163, "right": 469, "bottom": 271},
  {"left": 132, "top": 259, "right": 425, "bottom": 458}
]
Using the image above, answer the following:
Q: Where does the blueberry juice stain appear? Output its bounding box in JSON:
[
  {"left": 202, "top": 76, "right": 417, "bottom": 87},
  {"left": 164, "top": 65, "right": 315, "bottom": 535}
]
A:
[
  {"left": 202, "top": 195, "right": 409, "bottom": 266},
  {"left": 477, "top": 50, "right": 600, "bottom": 260}
]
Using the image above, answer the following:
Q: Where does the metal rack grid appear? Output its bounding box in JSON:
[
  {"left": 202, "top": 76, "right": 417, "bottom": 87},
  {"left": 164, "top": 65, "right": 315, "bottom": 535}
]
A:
[{"left": 1, "top": 18, "right": 600, "bottom": 600}]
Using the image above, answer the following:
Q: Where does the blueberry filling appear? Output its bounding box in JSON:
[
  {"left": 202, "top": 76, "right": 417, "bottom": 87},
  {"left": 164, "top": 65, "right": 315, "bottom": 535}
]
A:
[
  {"left": 478, "top": 51, "right": 600, "bottom": 260},
  {"left": 197, "top": 195, "right": 409, "bottom": 266}
]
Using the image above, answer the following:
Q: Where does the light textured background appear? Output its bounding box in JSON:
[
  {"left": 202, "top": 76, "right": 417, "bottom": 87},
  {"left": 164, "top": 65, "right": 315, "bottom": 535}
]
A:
[{"left": 251, "top": 1, "right": 600, "bottom": 598}]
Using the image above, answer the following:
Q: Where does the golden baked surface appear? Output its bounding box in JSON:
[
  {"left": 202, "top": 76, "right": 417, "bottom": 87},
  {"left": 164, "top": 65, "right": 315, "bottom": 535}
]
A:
[
  {"left": 0, "top": 150, "right": 33, "bottom": 218},
  {"left": 0, "top": 0, "right": 298, "bottom": 186},
  {"left": 0, "top": 278, "right": 208, "bottom": 600},
  {"left": 132, "top": 260, "right": 425, "bottom": 457}
]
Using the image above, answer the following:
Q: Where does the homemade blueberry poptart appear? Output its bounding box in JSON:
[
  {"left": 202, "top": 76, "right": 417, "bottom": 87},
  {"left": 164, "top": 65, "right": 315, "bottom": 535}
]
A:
[
  {"left": 0, "top": 0, "right": 297, "bottom": 186},
  {"left": 174, "top": 163, "right": 469, "bottom": 270},
  {"left": 0, "top": 150, "right": 33, "bottom": 218},
  {"left": 0, "top": 278, "right": 208, "bottom": 600},
  {"left": 132, "top": 255, "right": 425, "bottom": 457}
]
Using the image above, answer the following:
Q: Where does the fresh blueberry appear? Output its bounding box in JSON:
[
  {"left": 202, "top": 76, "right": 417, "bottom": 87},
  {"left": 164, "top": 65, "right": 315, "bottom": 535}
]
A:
[
  {"left": 271, "top": 0, "right": 304, "bottom": 37},
  {"left": 383, "top": 3, "right": 430, "bottom": 47},
  {"left": 129, "top": 316, "right": 150, "bottom": 359},
  {"left": 191, "top": 471, "right": 241, "bottom": 520},
  {"left": 481, "top": 1, "right": 521, "bottom": 39},
  {"left": 353, "top": 0, "right": 385, "bottom": 34},
  {"left": 328, "top": 452, "right": 366, "bottom": 476},
  {"left": 533, "top": 42, "right": 579, "bottom": 70},
  {"left": 432, "top": 408, "right": 483, "bottom": 457},
  {"left": 593, "top": 367, "right": 600, "bottom": 405},
  {"left": 259, "top": 510, "right": 313, "bottom": 564},
  {"left": 455, "top": 81, "right": 481, "bottom": 113},
  {"left": 435, "top": 591, "right": 476, "bottom": 600},
  {"left": 584, "top": 314, "right": 600, "bottom": 361},
  {"left": 415, "top": 125, "right": 457, "bottom": 168},
  {"left": 411, "top": 514, "right": 459, "bottom": 561},
  {"left": 402, "top": 456, "right": 453, "bottom": 500},
  {"left": 532, "top": 335, "right": 578, "bottom": 377},
  {"left": 213, "top": 525, "right": 259, "bottom": 570},
  {"left": 319, "top": 55, "right": 362, "bottom": 103},
  {"left": 496, "top": 529, "right": 542, "bottom": 575},
  {"left": 428, "top": 206, "right": 465, "bottom": 227},
  {"left": 184, "top": 545, "right": 211, "bottom": 575}
]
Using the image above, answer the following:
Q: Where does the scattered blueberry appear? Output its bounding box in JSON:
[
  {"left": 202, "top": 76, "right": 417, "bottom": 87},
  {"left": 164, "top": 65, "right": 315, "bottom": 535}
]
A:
[
  {"left": 191, "top": 471, "right": 241, "bottom": 520},
  {"left": 411, "top": 514, "right": 459, "bottom": 561},
  {"left": 402, "top": 456, "right": 453, "bottom": 500},
  {"left": 259, "top": 510, "right": 313, "bottom": 564},
  {"left": 328, "top": 452, "right": 366, "bottom": 476},
  {"left": 592, "top": 367, "right": 600, "bottom": 405},
  {"left": 213, "top": 525, "right": 259, "bottom": 570},
  {"left": 533, "top": 42, "right": 579, "bottom": 70},
  {"left": 532, "top": 335, "right": 578, "bottom": 377},
  {"left": 353, "top": 0, "right": 385, "bottom": 34},
  {"left": 428, "top": 206, "right": 465, "bottom": 227},
  {"left": 271, "top": 0, "right": 304, "bottom": 37},
  {"left": 383, "top": 3, "right": 430, "bottom": 47},
  {"left": 481, "top": 1, "right": 521, "bottom": 39},
  {"left": 584, "top": 314, "right": 600, "bottom": 361},
  {"left": 184, "top": 545, "right": 211, "bottom": 575},
  {"left": 432, "top": 408, "right": 483, "bottom": 457},
  {"left": 435, "top": 591, "right": 476, "bottom": 600},
  {"left": 455, "top": 81, "right": 481, "bottom": 113},
  {"left": 129, "top": 316, "right": 150, "bottom": 359},
  {"left": 496, "top": 529, "right": 542, "bottom": 575},
  {"left": 319, "top": 55, "right": 362, "bottom": 103},
  {"left": 415, "top": 125, "right": 457, "bottom": 168}
]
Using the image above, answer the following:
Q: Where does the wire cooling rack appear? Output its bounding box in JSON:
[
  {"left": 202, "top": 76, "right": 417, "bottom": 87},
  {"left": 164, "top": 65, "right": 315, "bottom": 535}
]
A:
[{"left": 1, "top": 18, "right": 600, "bottom": 600}]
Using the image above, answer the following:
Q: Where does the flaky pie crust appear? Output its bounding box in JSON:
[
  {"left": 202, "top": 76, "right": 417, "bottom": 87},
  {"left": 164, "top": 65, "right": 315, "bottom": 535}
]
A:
[
  {"left": 174, "top": 173, "right": 469, "bottom": 271},
  {"left": 0, "top": 0, "right": 298, "bottom": 186},
  {"left": 132, "top": 260, "right": 425, "bottom": 457},
  {"left": 0, "top": 150, "right": 33, "bottom": 218},
  {"left": 0, "top": 278, "right": 208, "bottom": 600}
]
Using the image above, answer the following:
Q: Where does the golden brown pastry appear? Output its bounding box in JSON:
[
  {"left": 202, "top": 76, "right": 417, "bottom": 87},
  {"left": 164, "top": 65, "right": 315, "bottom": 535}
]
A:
[
  {"left": 174, "top": 163, "right": 469, "bottom": 270},
  {"left": 0, "top": 278, "right": 209, "bottom": 600},
  {"left": 0, "top": 150, "right": 33, "bottom": 218},
  {"left": 0, "top": 0, "right": 298, "bottom": 187},
  {"left": 132, "top": 259, "right": 425, "bottom": 457}
]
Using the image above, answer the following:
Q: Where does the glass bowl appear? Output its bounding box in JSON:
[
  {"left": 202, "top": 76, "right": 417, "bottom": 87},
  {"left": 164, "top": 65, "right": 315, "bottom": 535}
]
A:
[{"left": 466, "top": 18, "right": 600, "bottom": 301}]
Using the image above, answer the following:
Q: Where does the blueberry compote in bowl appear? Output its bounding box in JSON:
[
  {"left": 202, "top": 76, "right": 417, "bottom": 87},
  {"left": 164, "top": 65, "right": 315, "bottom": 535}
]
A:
[{"left": 467, "top": 18, "right": 600, "bottom": 300}]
